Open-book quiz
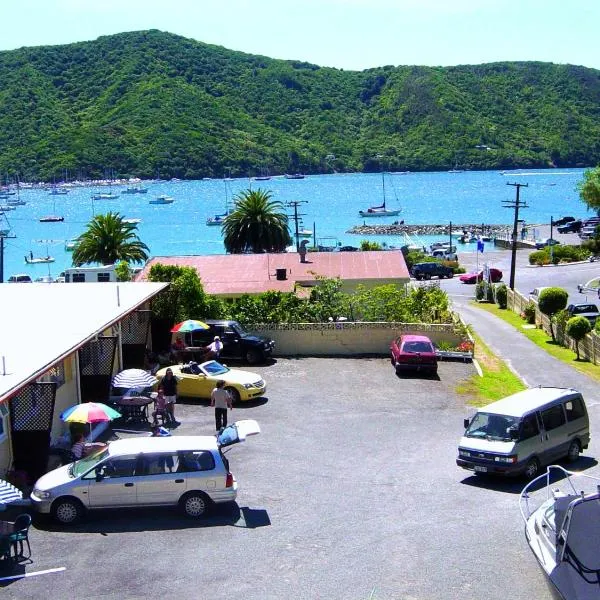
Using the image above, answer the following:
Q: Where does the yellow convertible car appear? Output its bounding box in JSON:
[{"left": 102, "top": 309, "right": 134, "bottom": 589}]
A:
[{"left": 155, "top": 361, "right": 266, "bottom": 403}]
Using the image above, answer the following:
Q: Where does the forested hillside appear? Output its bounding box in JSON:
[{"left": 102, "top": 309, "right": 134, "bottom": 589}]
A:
[{"left": 0, "top": 29, "right": 599, "bottom": 181}]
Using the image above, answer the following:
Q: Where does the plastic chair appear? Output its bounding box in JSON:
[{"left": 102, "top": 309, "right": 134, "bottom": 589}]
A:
[{"left": 9, "top": 514, "right": 32, "bottom": 560}]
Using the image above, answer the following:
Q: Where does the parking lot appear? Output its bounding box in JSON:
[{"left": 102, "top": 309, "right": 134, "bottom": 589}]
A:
[{"left": 3, "top": 358, "right": 555, "bottom": 600}]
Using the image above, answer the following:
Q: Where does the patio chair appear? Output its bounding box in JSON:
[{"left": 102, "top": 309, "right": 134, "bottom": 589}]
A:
[{"left": 9, "top": 514, "right": 32, "bottom": 560}]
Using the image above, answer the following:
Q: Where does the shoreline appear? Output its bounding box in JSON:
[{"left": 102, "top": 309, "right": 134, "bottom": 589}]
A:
[{"left": 347, "top": 223, "right": 544, "bottom": 236}]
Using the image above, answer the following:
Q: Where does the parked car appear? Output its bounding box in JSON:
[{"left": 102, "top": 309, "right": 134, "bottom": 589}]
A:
[
  {"left": 534, "top": 238, "right": 560, "bottom": 250},
  {"left": 390, "top": 334, "right": 438, "bottom": 375},
  {"left": 156, "top": 360, "right": 266, "bottom": 403},
  {"left": 411, "top": 262, "right": 454, "bottom": 280},
  {"left": 557, "top": 220, "right": 582, "bottom": 234},
  {"left": 31, "top": 420, "right": 261, "bottom": 524},
  {"left": 183, "top": 319, "right": 275, "bottom": 365},
  {"left": 7, "top": 274, "right": 32, "bottom": 283},
  {"left": 566, "top": 303, "right": 600, "bottom": 325},
  {"left": 459, "top": 268, "right": 503, "bottom": 284},
  {"left": 577, "top": 277, "right": 600, "bottom": 296},
  {"left": 529, "top": 287, "right": 551, "bottom": 303}
]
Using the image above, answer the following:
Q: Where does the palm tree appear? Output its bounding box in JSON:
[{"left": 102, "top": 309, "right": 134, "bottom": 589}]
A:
[
  {"left": 222, "top": 189, "right": 292, "bottom": 253},
  {"left": 72, "top": 212, "right": 150, "bottom": 266}
]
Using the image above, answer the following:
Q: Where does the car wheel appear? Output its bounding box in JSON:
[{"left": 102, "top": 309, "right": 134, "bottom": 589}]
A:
[
  {"left": 567, "top": 440, "right": 581, "bottom": 462},
  {"left": 245, "top": 348, "right": 261, "bottom": 365},
  {"left": 52, "top": 497, "right": 84, "bottom": 525},
  {"left": 524, "top": 458, "right": 540, "bottom": 480},
  {"left": 180, "top": 492, "right": 210, "bottom": 518},
  {"left": 225, "top": 386, "right": 241, "bottom": 404}
]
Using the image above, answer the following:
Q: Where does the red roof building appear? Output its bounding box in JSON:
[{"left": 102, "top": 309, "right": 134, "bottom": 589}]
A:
[{"left": 137, "top": 251, "right": 410, "bottom": 297}]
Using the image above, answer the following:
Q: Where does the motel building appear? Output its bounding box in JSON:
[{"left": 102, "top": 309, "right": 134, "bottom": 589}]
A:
[{"left": 0, "top": 281, "right": 168, "bottom": 484}]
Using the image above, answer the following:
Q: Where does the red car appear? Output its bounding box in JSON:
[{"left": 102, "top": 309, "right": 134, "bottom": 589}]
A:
[
  {"left": 459, "top": 268, "right": 503, "bottom": 284},
  {"left": 390, "top": 334, "right": 438, "bottom": 375}
]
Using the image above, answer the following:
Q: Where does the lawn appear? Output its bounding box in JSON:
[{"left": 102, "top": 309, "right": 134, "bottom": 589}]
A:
[
  {"left": 456, "top": 330, "right": 526, "bottom": 407},
  {"left": 473, "top": 302, "right": 600, "bottom": 382}
]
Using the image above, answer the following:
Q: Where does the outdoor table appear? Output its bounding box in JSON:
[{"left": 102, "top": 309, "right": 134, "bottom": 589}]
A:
[{"left": 116, "top": 396, "right": 153, "bottom": 424}]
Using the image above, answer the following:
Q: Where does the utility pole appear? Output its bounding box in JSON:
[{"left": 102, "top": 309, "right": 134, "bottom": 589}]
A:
[
  {"left": 286, "top": 200, "right": 308, "bottom": 251},
  {"left": 503, "top": 182, "right": 529, "bottom": 290}
]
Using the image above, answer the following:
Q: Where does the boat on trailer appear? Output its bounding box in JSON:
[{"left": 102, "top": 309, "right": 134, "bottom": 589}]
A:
[{"left": 520, "top": 465, "right": 600, "bottom": 600}]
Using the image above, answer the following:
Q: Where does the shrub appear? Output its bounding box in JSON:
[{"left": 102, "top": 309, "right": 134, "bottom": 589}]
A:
[
  {"left": 495, "top": 283, "right": 508, "bottom": 309},
  {"left": 566, "top": 316, "right": 592, "bottom": 360},
  {"left": 522, "top": 301, "right": 536, "bottom": 324},
  {"left": 538, "top": 287, "right": 568, "bottom": 341}
]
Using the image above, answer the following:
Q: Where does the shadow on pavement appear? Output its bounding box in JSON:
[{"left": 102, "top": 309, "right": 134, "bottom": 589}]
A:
[{"left": 34, "top": 502, "right": 270, "bottom": 534}]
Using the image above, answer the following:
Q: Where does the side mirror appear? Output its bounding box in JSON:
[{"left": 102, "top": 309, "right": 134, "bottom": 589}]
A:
[{"left": 463, "top": 418, "right": 470, "bottom": 430}]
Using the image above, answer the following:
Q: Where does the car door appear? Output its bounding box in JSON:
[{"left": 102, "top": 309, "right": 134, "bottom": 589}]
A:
[
  {"left": 539, "top": 405, "right": 569, "bottom": 463},
  {"left": 85, "top": 455, "right": 140, "bottom": 508},
  {"left": 134, "top": 453, "right": 186, "bottom": 505}
]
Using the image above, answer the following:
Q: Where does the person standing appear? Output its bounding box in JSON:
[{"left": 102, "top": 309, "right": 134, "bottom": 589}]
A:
[
  {"left": 160, "top": 368, "right": 179, "bottom": 424},
  {"left": 210, "top": 379, "right": 232, "bottom": 432}
]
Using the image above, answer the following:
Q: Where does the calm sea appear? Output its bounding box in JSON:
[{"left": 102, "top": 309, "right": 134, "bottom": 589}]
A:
[{"left": 0, "top": 168, "right": 589, "bottom": 280}]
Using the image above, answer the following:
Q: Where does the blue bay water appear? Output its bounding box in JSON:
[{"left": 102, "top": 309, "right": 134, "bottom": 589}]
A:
[{"left": 1, "top": 168, "right": 589, "bottom": 280}]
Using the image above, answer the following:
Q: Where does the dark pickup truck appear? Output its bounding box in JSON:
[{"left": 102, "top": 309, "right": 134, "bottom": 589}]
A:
[{"left": 185, "top": 320, "right": 275, "bottom": 365}]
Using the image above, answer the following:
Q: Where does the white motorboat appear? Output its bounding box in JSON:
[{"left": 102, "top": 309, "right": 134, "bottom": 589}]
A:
[
  {"left": 149, "top": 195, "right": 174, "bottom": 205},
  {"left": 359, "top": 171, "right": 401, "bottom": 217},
  {"left": 520, "top": 465, "right": 600, "bottom": 600}
]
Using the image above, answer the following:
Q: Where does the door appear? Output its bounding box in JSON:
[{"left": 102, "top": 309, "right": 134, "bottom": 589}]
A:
[
  {"left": 539, "top": 405, "right": 569, "bottom": 463},
  {"left": 134, "top": 453, "right": 187, "bottom": 505},
  {"left": 85, "top": 455, "right": 139, "bottom": 507}
]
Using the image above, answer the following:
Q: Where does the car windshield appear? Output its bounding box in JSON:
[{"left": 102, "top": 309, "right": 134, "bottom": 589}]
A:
[
  {"left": 464, "top": 412, "right": 520, "bottom": 442},
  {"left": 402, "top": 341, "right": 432, "bottom": 353},
  {"left": 201, "top": 361, "right": 230, "bottom": 376},
  {"left": 71, "top": 447, "right": 110, "bottom": 478}
]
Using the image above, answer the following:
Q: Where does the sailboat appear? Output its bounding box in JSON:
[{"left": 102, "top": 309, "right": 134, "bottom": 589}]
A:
[
  {"left": 358, "top": 171, "right": 401, "bottom": 217},
  {"left": 207, "top": 179, "right": 235, "bottom": 226}
]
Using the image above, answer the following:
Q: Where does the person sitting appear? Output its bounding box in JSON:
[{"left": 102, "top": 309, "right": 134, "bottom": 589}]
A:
[
  {"left": 71, "top": 433, "right": 107, "bottom": 460},
  {"left": 203, "top": 336, "right": 223, "bottom": 361}
]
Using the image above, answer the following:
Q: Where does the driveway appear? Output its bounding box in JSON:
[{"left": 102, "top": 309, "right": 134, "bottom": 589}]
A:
[{"left": 2, "top": 358, "right": 555, "bottom": 600}]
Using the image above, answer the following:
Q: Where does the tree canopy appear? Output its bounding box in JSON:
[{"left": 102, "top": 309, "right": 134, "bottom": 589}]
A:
[
  {"left": 71, "top": 211, "right": 149, "bottom": 266},
  {"left": 222, "top": 188, "right": 292, "bottom": 253},
  {"left": 0, "top": 30, "right": 600, "bottom": 181}
]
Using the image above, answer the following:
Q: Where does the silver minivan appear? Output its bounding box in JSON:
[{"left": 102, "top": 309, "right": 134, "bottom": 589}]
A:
[
  {"left": 31, "top": 420, "right": 260, "bottom": 525},
  {"left": 457, "top": 387, "right": 590, "bottom": 479}
]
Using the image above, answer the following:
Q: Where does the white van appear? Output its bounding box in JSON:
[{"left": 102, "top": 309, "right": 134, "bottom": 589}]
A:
[
  {"left": 457, "top": 387, "right": 590, "bottom": 479},
  {"left": 31, "top": 420, "right": 260, "bottom": 524},
  {"left": 64, "top": 264, "right": 116, "bottom": 283}
]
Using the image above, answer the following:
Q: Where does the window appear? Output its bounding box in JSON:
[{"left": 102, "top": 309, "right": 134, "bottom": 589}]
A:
[
  {"left": 177, "top": 451, "right": 215, "bottom": 472},
  {"left": 72, "top": 273, "right": 86, "bottom": 283},
  {"left": 0, "top": 402, "right": 8, "bottom": 442},
  {"left": 565, "top": 397, "right": 586, "bottom": 422},
  {"left": 540, "top": 405, "right": 566, "bottom": 431},
  {"left": 520, "top": 413, "right": 539, "bottom": 440},
  {"left": 142, "top": 453, "right": 179, "bottom": 475},
  {"left": 100, "top": 456, "right": 138, "bottom": 478},
  {"left": 97, "top": 272, "right": 111, "bottom": 282}
]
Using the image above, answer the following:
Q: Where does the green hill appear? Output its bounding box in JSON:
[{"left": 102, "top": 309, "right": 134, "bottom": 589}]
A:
[{"left": 1, "top": 29, "right": 599, "bottom": 180}]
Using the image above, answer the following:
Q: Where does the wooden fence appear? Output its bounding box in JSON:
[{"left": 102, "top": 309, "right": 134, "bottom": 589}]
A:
[{"left": 507, "top": 289, "right": 600, "bottom": 364}]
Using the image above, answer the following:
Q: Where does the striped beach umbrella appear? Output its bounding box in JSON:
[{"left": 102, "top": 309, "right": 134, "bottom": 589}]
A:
[
  {"left": 0, "top": 479, "right": 23, "bottom": 506},
  {"left": 170, "top": 319, "right": 209, "bottom": 333},
  {"left": 111, "top": 368, "right": 157, "bottom": 390},
  {"left": 60, "top": 402, "right": 121, "bottom": 424}
]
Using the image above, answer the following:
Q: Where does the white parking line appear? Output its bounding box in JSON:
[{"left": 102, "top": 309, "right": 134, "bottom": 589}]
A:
[{"left": 0, "top": 567, "right": 66, "bottom": 582}]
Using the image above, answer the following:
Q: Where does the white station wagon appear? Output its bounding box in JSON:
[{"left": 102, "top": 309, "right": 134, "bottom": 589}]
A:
[{"left": 31, "top": 420, "right": 260, "bottom": 525}]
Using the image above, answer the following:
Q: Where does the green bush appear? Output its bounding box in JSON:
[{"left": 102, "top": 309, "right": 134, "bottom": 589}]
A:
[
  {"left": 522, "top": 301, "right": 536, "bottom": 324},
  {"left": 495, "top": 283, "right": 508, "bottom": 309},
  {"left": 529, "top": 245, "right": 591, "bottom": 265}
]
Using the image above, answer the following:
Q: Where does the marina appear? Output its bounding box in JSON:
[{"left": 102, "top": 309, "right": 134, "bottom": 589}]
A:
[{"left": 0, "top": 168, "right": 589, "bottom": 279}]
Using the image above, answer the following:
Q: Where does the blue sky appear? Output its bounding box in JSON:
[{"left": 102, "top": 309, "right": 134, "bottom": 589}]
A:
[{"left": 1, "top": 0, "right": 598, "bottom": 71}]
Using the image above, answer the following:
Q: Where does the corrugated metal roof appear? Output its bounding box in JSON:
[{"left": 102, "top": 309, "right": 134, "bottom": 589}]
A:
[
  {"left": 138, "top": 251, "right": 410, "bottom": 295},
  {"left": 0, "top": 282, "right": 168, "bottom": 403}
]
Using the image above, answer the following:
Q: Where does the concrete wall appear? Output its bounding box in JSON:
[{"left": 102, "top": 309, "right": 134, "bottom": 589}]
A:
[{"left": 250, "top": 321, "right": 466, "bottom": 356}]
